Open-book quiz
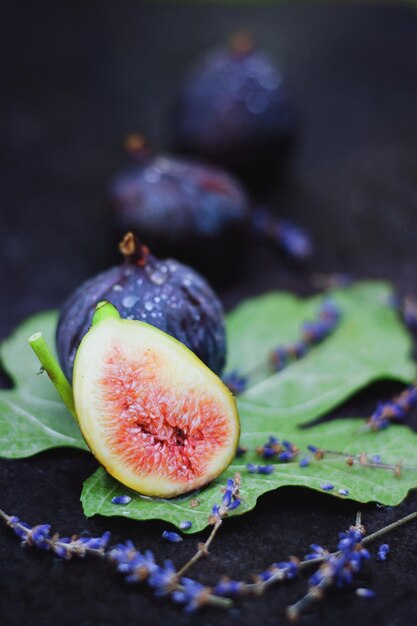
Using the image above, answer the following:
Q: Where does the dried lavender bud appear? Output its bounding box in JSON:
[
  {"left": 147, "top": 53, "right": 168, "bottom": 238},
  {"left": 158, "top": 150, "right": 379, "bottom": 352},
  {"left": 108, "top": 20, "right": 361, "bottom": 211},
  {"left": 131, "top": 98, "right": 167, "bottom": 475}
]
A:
[
  {"left": 111, "top": 495, "right": 132, "bottom": 505},
  {"left": 377, "top": 543, "right": 389, "bottom": 561},
  {"left": 320, "top": 483, "right": 334, "bottom": 492},
  {"left": 162, "top": 531, "right": 183, "bottom": 543}
]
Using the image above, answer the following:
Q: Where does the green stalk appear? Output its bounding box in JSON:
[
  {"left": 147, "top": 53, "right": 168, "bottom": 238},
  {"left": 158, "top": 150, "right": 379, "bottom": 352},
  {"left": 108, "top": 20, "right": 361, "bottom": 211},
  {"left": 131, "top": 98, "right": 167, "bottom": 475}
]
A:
[
  {"left": 92, "top": 301, "right": 121, "bottom": 326},
  {"left": 28, "top": 332, "right": 77, "bottom": 421}
]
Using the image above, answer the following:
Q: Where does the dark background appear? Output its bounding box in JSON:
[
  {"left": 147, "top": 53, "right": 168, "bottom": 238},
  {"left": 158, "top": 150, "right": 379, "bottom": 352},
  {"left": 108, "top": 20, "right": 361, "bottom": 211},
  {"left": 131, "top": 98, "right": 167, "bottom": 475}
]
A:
[{"left": 2, "top": 2, "right": 417, "bottom": 625}]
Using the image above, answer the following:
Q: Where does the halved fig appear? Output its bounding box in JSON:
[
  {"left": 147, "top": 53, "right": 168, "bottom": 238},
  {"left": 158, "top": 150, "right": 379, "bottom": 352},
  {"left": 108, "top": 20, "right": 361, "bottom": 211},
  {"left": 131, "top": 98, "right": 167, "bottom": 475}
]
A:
[{"left": 73, "top": 302, "right": 240, "bottom": 497}]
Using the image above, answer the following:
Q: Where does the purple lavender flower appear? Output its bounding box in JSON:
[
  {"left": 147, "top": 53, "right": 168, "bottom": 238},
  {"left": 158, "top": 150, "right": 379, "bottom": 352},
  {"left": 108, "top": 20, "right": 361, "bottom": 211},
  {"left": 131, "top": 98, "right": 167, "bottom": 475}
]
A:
[
  {"left": 305, "top": 543, "right": 328, "bottom": 560},
  {"left": 320, "top": 483, "right": 334, "bottom": 491},
  {"left": 28, "top": 524, "right": 51, "bottom": 550},
  {"left": 54, "top": 531, "right": 111, "bottom": 559},
  {"left": 222, "top": 370, "right": 248, "bottom": 395},
  {"left": 308, "top": 528, "right": 370, "bottom": 590},
  {"left": 377, "top": 543, "right": 389, "bottom": 561},
  {"left": 251, "top": 209, "right": 313, "bottom": 263},
  {"left": 367, "top": 384, "right": 417, "bottom": 431},
  {"left": 172, "top": 577, "right": 209, "bottom": 613},
  {"left": 109, "top": 542, "right": 157, "bottom": 583},
  {"left": 162, "top": 531, "right": 183, "bottom": 543},
  {"left": 223, "top": 301, "right": 340, "bottom": 395},
  {"left": 269, "top": 345, "right": 290, "bottom": 371},
  {"left": 148, "top": 560, "right": 177, "bottom": 596},
  {"left": 356, "top": 588, "right": 375, "bottom": 599},
  {"left": 247, "top": 463, "right": 275, "bottom": 475},
  {"left": 209, "top": 476, "right": 242, "bottom": 524},
  {"left": 5, "top": 514, "right": 110, "bottom": 559},
  {"left": 271, "top": 560, "right": 299, "bottom": 581},
  {"left": 278, "top": 451, "right": 293, "bottom": 462},
  {"left": 274, "top": 219, "right": 313, "bottom": 262},
  {"left": 111, "top": 495, "right": 131, "bottom": 505},
  {"left": 214, "top": 578, "right": 245, "bottom": 597},
  {"left": 256, "top": 436, "right": 300, "bottom": 462}
]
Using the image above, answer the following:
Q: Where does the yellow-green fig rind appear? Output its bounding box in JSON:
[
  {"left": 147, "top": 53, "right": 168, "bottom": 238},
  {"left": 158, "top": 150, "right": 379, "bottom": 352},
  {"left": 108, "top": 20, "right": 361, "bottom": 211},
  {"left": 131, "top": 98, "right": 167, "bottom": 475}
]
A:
[{"left": 73, "top": 316, "right": 240, "bottom": 498}]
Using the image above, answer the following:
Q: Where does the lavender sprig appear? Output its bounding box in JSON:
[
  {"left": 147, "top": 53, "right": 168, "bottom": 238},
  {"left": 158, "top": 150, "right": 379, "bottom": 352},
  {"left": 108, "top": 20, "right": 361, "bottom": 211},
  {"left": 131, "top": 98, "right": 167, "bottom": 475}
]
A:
[
  {"left": 1, "top": 511, "right": 110, "bottom": 559},
  {"left": 109, "top": 542, "right": 230, "bottom": 611},
  {"left": 247, "top": 463, "right": 275, "bottom": 475},
  {"left": 214, "top": 558, "right": 300, "bottom": 599},
  {"left": 202, "top": 510, "right": 417, "bottom": 603},
  {"left": 286, "top": 514, "right": 370, "bottom": 621},
  {"left": 175, "top": 475, "right": 242, "bottom": 579},
  {"left": 256, "top": 437, "right": 299, "bottom": 462},
  {"left": 3, "top": 505, "right": 417, "bottom": 615},
  {"left": 239, "top": 436, "right": 415, "bottom": 480},
  {"left": 305, "top": 445, "right": 416, "bottom": 476},
  {"left": 0, "top": 509, "right": 232, "bottom": 612},
  {"left": 365, "top": 384, "right": 417, "bottom": 431},
  {"left": 251, "top": 208, "right": 313, "bottom": 263},
  {"left": 223, "top": 300, "right": 341, "bottom": 395},
  {"left": 208, "top": 510, "right": 417, "bottom": 603},
  {"left": 221, "top": 370, "right": 248, "bottom": 395}
]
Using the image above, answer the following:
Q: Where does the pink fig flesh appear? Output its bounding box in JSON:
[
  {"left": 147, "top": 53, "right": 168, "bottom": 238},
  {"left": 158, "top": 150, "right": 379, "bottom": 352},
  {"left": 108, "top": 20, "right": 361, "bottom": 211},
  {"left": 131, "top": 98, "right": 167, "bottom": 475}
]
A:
[{"left": 73, "top": 311, "right": 239, "bottom": 497}]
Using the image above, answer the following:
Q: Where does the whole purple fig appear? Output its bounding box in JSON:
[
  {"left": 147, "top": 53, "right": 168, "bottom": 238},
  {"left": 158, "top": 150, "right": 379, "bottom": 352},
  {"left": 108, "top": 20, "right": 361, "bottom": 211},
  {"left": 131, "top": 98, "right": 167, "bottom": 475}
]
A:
[
  {"left": 172, "top": 32, "right": 296, "bottom": 187},
  {"left": 56, "top": 233, "right": 226, "bottom": 379},
  {"left": 110, "top": 135, "right": 250, "bottom": 282}
]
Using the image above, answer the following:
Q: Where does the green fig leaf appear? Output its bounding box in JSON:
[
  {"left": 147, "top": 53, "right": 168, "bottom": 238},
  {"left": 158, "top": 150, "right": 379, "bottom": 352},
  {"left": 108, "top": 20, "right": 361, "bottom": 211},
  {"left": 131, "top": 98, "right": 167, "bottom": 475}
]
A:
[
  {"left": 0, "top": 311, "right": 88, "bottom": 456},
  {"left": 228, "top": 282, "right": 415, "bottom": 425},
  {"left": 80, "top": 281, "right": 417, "bottom": 532},
  {"left": 81, "top": 419, "right": 417, "bottom": 533},
  {"left": 1, "top": 282, "right": 417, "bottom": 532}
]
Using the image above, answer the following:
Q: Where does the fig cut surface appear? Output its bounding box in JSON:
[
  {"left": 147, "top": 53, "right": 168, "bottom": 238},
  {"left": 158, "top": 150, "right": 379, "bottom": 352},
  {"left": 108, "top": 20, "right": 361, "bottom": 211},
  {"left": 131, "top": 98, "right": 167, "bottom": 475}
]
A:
[{"left": 73, "top": 315, "right": 240, "bottom": 497}]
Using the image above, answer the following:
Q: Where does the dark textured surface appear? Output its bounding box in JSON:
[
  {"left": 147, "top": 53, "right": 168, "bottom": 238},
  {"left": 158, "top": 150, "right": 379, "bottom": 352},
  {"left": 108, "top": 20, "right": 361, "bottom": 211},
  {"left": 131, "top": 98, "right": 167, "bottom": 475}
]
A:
[{"left": 2, "top": 2, "right": 417, "bottom": 625}]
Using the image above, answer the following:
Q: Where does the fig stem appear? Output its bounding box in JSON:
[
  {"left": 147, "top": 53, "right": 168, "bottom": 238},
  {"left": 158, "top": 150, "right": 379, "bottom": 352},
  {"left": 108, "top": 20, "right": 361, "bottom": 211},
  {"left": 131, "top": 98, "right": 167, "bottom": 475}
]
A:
[
  {"left": 119, "top": 232, "right": 150, "bottom": 267},
  {"left": 92, "top": 301, "right": 121, "bottom": 326},
  {"left": 28, "top": 332, "right": 77, "bottom": 421},
  {"left": 176, "top": 520, "right": 222, "bottom": 579}
]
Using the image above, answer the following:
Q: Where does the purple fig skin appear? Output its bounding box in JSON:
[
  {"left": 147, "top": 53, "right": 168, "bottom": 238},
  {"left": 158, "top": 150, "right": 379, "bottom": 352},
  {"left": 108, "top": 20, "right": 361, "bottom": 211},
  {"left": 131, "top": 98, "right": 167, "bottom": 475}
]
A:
[
  {"left": 110, "top": 141, "right": 251, "bottom": 283},
  {"left": 111, "top": 155, "right": 249, "bottom": 243},
  {"left": 172, "top": 34, "right": 296, "bottom": 187},
  {"left": 56, "top": 236, "right": 226, "bottom": 380}
]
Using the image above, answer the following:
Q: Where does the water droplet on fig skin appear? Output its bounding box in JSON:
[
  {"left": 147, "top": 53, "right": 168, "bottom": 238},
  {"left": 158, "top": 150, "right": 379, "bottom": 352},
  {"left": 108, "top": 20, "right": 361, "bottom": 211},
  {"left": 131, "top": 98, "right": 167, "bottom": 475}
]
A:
[
  {"left": 122, "top": 295, "right": 139, "bottom": 309},
  {"left": 148, "top": 269, "right": 168, "bottom": 286}
]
